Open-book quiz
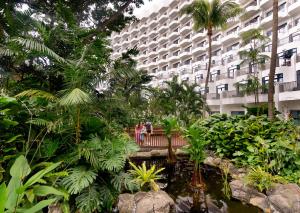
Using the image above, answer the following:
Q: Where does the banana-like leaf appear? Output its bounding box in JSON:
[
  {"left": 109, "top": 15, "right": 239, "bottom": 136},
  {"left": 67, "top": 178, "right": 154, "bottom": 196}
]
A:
[
  {"left": 15, "top": 89, "right": 57, "bottom": 101},
  {"left": 33, "top": 185, "right": 69, "bottom": 200},
  {"left": 0, "top": 183, "right": 7, "bottom": 213},
  {"left": 59, "top": 88, "right": 92, "bottom": 106},
  {"left": 22, "top": 198, "right": 56, "bottom": 213}
]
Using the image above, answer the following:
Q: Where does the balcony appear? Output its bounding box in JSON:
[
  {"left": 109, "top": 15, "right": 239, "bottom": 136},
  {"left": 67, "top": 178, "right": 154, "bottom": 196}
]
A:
[
  {"left": 260, "top": 0, "right": 272, "bottom": 9},
  {"left": 158, "top": 13, "right": 168, "bottom": 22},
  {"left": 207, "top": 93, "right": 221, "bottom": 100},
  {"left": 179, "top": 37, "right": 191, "bottom": 46},
  {"left": 169, "top": 43, "right": 180, "bottom": 50},
  {"left": 157, "top": 46, "right": 168, "bottom": 54},
  {"left": 240, "top": 22, "right": 260, "bottom": 33},
  {"left": 192, "top": 31, "right": 206, "bottom": 40},
  {"left": 179, "top": 50, "right": 192, "bottom": 58},
  {"left": 215, "top": 73, "right": 232, "bottom": 81},
  {"left": 279, "top": 81, "right": 300, "bottom": 92},
  {"left": 211, "top": 39, "right": 222, "bottom": 47},
  {"left": 236, "top": 66, "right": 250, "bottom": 77},
  {"left": 288, "top": 0, "right": 300, "bottom": 15},
  {"left": 222, "top": 31, "right": 239, "bottom": 44},
  {"left": 245, "top": 5, "right": 260, "bottom": 16},
  {"left": 169, "top": 20, "right": 180, "bottom": 29},
  {"left": 180, "top": 25, "right": 191, "bottom": 34},
  {"left": 179, "top": 0, "right": 191, "bottom": 10},
  {"left": 169, "top": 30, "right": 180, "bottom": 40},
  {"left": 158, "top": 24, "right": 168, "bottom": 33},
  {"left": 192, "top": 45, "right": 206, "bottom": 54},
  {"left": 279, "top": 81, "right": 300, "bottom": 101}
]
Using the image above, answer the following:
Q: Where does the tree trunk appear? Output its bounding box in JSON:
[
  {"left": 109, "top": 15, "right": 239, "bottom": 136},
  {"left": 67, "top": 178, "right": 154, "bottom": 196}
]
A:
[
  {"left": 204, "top": 28, "right": 213, "bottom": 99},
  {"left": 167, "top": 136, "right": 176, "bottom": 164},
  {"left": 268, "top": 0, "right": 279, "bottom": 120}
]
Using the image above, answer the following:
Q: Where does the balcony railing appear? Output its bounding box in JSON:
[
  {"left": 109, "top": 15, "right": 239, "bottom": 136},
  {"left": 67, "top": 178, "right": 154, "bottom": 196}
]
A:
[
  {"left": 207, "top": 93, "right": 220, "bottom": 100},
  {"left": 279, "top": 81, "right": 300, "bottom": 92},
  {"left": 222, "top": 90, "right": 244, "bottom": 98}
]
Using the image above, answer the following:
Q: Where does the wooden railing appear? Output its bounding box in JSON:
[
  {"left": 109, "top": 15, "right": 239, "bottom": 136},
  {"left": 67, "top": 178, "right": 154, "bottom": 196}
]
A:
[{"left": 127, "top": 128, "right": 187, "bottom": 149}]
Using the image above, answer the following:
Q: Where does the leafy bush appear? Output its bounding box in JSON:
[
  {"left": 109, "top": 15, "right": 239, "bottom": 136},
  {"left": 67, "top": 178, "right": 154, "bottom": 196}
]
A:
[
  {"left": 196, "top": 114, "right": 300, "bottom": 182},
  {"left": 0, "top": 155, "right": 68, "bottom": 213},
  {"left": 245, "top": 167, "right": 286, "bottom": 192}
]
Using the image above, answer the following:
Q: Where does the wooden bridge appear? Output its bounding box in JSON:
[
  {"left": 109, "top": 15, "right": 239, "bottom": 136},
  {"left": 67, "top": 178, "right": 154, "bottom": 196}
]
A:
[{"left": 127, "top": 127, "right": 187, "bottom": 150}]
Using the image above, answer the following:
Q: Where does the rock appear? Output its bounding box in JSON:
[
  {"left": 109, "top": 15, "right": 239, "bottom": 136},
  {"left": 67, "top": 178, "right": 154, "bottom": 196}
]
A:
[
  {"left": 151, "top": 149, "right": 168, "bottom": 157},
  {"left": 204, "top": 157, "right": 217, "bottom": 167},
  {"left": 48, "top": 204, "right": 62, "bottom": 213},
  {"left": 267, "top": 183, "right": 300, "bottom": 213},
  {"left": 118, "top": 190, "right": 175, "bottom": 213},
  {"left": 229, "top": 180, "right": 270, "bottom": 211},
  {"left": 117, "top": 194, "right": 135, "bottom": 213},
  {"left": 175, "top": 149, "right": 187, "bottom": 156}
]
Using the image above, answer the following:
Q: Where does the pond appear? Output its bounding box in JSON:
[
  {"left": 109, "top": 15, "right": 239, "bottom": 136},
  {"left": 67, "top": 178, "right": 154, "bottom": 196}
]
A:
[{"left": 130, "top": 156, "right": 261, "bottom": 213}]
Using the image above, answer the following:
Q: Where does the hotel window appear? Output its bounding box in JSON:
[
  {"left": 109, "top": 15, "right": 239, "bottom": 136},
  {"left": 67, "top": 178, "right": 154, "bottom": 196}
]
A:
[
  {"left": 153, "top": 47, "right": 157, "bottom": 52},
  {"left": 262, "top": 73, "right": 283, "bottom": 86},
  {"left": 173, "top": 39, "right": 179, "bottom": 44},
  {"left": 185, "top": 34, "right": 191, "bottom": 39},
  {"left": 231, "top": 111, "right": 245, "bottom": 116},
  {"left": 184, "top": 46, "right": 192, "bottom": 52},
  {"left": 163, "top": 43, "right": 167, "bottom": 48},
  {"left": 278, "top": 23, "right": 287, "bottom": 33},
  {"left": 173, "top": 62, "right": 180, "bottom": 68},
  {"left": 174, "top": 28, "right": 179, "bottom": 32},
  {"left": 143, "top": 51, "right": 147, "bottom": 55},
  {"left": 184, "top": 58, "right": 192, "bottom": 65},
  {"left": 173, "top": 50, "right": 180, "bottom": 56},
  {"left": 279, "top": 2, "right": 286, "bottom": 12},
  {"left": 185, "top": 22, "right": 190, "bottom": 26},
  {"left": 152, "top": 68, "right": 158, "bottom": 73},
  {"left": 143, "top": 60, "right": 148, "bottom": 64},
  {"left": 211, "top": 70, "right": 220, "bottom": 80},
  {"left": 266, "top": 10, "right": 272, "bottom": 17},
  {"left": 162, "top": 54, "right": 168, "bottom": 59},
  {"left": 228, "top": 65, "right": 239, "bottom": 78},
  {"left": 153, "top": 57, "right": 158, "bottom": 62},
  {"left": 216, "top": 84, "right": 228, "bottom": 93},
  {"left": 266, "top": 30, "right": 272, "bottom": 37},
  {"left": 162, "top": 65, "right": 168, "bottom": 71},
  {"left": 290, "top": 110, "right": 300, "bottom": 125},
  {"left": 196, "top": 74, "right": 204, "bottom": 81}
]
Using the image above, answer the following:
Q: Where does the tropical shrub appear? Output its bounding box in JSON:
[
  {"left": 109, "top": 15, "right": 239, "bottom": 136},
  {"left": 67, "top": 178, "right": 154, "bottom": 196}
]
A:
[
  {"left": 0, "top": 155, "right": 68, "bottom": 213},
  {"left": 245, "top": 167, "right": 286, "bottom": 192},
  {"left": 129, "top": 162, "right": 164, "bottom": 192},
  {"left": 196, "top": 114, "right": 300, "bottom": 182}
]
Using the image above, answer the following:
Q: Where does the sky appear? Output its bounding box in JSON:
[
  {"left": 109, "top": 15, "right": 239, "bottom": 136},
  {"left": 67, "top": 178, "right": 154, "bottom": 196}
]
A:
[{"left": 134, "top": 0, "right": 173, "bottom": 18}]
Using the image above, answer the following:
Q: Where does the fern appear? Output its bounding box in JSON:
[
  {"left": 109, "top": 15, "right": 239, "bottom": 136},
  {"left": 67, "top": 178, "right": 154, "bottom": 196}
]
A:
[
  {"left": 61, "top": 167, "right": 97, "bottom": 194},
  {"left": 11, "top": 37, "right": 66, "bottom": 63},
  {"left": 59, "top": 88, "right": 92, "bottom": 106},
  {"left": 15, "top": 89, "right": 57, "bottom": 101},
  {"left": 111, "top": 172, "right": 139, "bottom": 192},
  {"left": 0, "top": 47, "right": 18, "bottom": 56},
  {"left": 75, "top": 184, "right": 102, "bottom": 213}
]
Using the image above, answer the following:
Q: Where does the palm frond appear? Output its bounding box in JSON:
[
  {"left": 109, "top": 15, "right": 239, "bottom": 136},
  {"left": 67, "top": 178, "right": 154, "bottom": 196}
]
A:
[
  {"left": 15, "top": 89, "right": 57, "bottom": 101},
  {"left": 61, "top": 166, "right": 97, "bottom": 194},
  {"left": 0, "top": 47, "right": 18, "bottom": 56},
  {"left": 59, "top": 88, "right": 92, "bottom": 106},
  {"left": 11, "top": 37, "right": 66, "bottom": 63}
]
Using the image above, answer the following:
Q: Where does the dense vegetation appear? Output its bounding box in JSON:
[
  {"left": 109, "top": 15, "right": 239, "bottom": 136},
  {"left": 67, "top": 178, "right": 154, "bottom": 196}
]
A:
[{"left": 192, "top": 114, "right": 300, "bottom": 183}]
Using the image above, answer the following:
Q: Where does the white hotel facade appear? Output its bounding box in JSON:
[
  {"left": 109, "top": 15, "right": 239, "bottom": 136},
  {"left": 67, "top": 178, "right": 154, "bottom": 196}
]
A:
[{"left": 110, "top": 0, "right": 300, "bottom": 120}]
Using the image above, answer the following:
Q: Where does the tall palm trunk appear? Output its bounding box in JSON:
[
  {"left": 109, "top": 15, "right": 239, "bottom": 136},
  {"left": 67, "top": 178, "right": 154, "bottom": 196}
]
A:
[
  {"left": 167, "top": 136, "right": 176, "bottom": 164},
  {"left": 204, "top": 28, "right": 213, "bottom": 99},
  {"left": 268, "top": 0, "right": 279, "bottom": 120}
]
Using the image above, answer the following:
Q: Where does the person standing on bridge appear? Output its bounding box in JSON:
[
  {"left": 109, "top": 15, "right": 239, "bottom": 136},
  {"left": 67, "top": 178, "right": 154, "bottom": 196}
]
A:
[
  {"left": 145, "top": 121, "right": 153, "bottom": 142},
  {"left": 135, "top": 122, "right": 146, "bottom": 145}
]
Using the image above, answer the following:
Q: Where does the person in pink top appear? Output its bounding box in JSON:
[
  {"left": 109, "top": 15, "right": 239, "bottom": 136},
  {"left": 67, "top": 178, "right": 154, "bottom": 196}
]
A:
[{"left": 135, "top": 122, "right": 146, "bottom": 145}]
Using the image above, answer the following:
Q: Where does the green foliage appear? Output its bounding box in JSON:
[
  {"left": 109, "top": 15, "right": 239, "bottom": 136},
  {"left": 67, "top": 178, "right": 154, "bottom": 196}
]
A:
[
  {"left": 197, "top": 114, "right": 300, "bottom": 182},
  {"left": 149, "top": 77, "right": 207, "bottom": 125},
  {"left": 183, "top": 124, "right": 208, "bottom": 167},
  {"left": 245, "top": 167, "right": 286, "bottom": 192},
  {"left": 0, "top": 155, "right": 67, "bottom": 213},
  {"left": 180, "top": 0, "right": 242, "bottom": 31},
  {"left": 161, "top": 117, "right": 179, "bottom": 138},
  {"left": 129, "top": 162, "right": 164, "bottom": 192}
]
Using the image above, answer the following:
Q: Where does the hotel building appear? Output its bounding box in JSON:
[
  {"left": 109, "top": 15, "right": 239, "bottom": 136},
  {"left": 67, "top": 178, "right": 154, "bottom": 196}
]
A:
[{"left": 110, "top": 0, "right": 300, "bottom": 121}]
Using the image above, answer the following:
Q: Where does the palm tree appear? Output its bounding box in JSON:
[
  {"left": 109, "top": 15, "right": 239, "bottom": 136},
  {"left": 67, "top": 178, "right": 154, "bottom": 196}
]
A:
[
  {"left": 162, "top": 117, "right": 179, "bottom": 164},
  {"left": 181, "top": 0, "right": 241, "bottom": 98},
  {"left": 268, "top": 0, "right": 279, "bottom": 120},
  {"left": 238, "top": 28, "right": 270, "bottom": 104}
]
